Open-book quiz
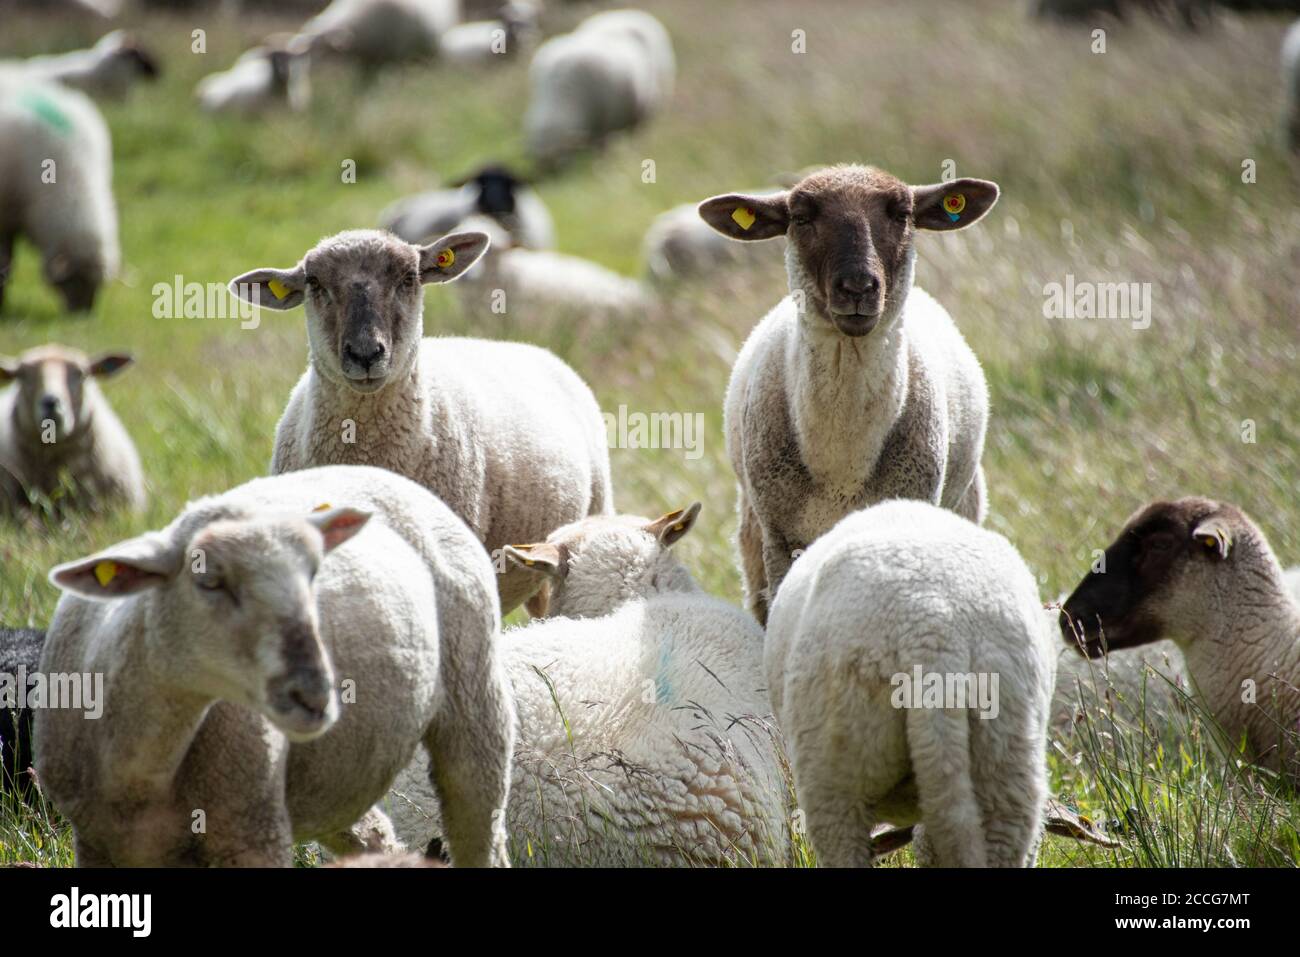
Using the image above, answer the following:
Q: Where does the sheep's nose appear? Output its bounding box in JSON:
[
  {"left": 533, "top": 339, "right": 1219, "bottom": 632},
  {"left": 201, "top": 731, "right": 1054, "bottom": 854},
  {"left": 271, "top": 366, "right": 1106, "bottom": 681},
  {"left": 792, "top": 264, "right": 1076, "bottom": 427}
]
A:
[
  {"left": 39, "top": 396, "right": 61, "bottom": 419},
  {"left": 343, "top": 341, "right": 386, "bottom": 371},
  {"left": 834, "top": 272, "right": 881, "bottom": 298}
]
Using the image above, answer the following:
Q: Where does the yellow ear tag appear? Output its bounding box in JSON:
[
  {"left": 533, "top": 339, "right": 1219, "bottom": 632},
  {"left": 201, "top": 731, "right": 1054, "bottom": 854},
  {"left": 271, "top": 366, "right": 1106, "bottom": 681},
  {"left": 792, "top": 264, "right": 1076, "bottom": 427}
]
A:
[
  {"left": 943, "top": 194, "right": 966, "bottom": 221},
  {"left": 94, "top": 560, "right": 118, "bottom": 587},
  {"left": 435, "top": 249, "right": 455, "bottom": 269},
  {"left": 1201, "top": 535, "right": 1219, "bottom": 549},
  {"left": 267, "top": 278, "right": 291, "bottom": 300},
  {"left": 312, "top": 503, "right": 331, "bottom": 513},
  {"left": 673, "top": 523, "right": 684, "bottom": 532},
  {"left": 732, "top": 206, "right": 756, "bottom": 231}
]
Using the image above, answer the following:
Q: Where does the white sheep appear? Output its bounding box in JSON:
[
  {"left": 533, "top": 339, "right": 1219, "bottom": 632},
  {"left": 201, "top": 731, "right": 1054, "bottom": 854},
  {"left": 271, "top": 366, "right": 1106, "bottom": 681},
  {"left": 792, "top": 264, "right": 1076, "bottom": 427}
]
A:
[
  {"left": 439, "top": 1, "right": 539, "bottom": 64},
  {"left": 1061, "top": 497, "right": 1300, "bottom": 783},
  {"left": 643, "top": 194, "right": 786, "bottom": 284},
  {"left": 196, "top": 39, "right": 310, "bottom": 115},
  {"left": 524, "top": 8, "right": 675, "bottom": 167},
  {"left": 0, "top": 75, "right": 119, "bottom": 312},
  {"left": 294, "top": 0, "right": 459, "bottom": 67},
  {"left": 766, "top": 499, "right": 1056, "bottom": 867},
  {"left": 454, "top": 215, "right": 654, "bottom": 323},
  {"left": 36, "top": 464, "right": 515, "bottom": 867},
  {"left": 1283, "top": 19, "right": 1300, "bottom": 151},
  {"left": 697, "top": 164, "right": 998, "bottom": 623},
  {"left": 385, "top": 503, "right": 792, "bottom": 866},
  {"left": 13, "top": 30, "right": 159, "bottom": 99},
  {"left": 228, "top": 229, "right": 613, "bottom": 614},
  {"left": 0, "top": 344, "right": 143, "bottom": 515},
  {"left": 379, "top": 164, "right": 555, "bottom": 249}
]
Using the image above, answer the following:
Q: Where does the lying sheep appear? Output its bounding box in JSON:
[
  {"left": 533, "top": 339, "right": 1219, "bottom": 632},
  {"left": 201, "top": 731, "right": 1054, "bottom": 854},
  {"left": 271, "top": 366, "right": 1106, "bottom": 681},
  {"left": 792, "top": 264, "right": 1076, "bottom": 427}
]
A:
[
  {"left": 525, "top": 8, "right": 675, "bottom": 167},
  {"left": 767, "top": 500, "right": 1056, "bottom": 867},
  {"left": 228, "top": 229, "right": 613, "bottom": 614},
  {"left": 13, "top": 30, "right": 159, "bottom": 99},
  {"left": 294, "top": 0, "right": 458, "bottom": 67},
  {"left": 386, "top": 503, "right": 792, "bottom": 866},
  {"left": 196, "top": 39, "right": 310, "bottom": 115},
  {"left": 1061, "top": 497, "right": 1300, "bottom": 783},
  {"left": 1284, "top": 20, "right": 1300, "bottom": 151},
  {"left": 643, "top": 192, "right": 786, "bottom": 284},
  {"left": 0, "top": 75, "right": 119, "bottom": 312},
  {"left": 440, "top": 1, "right": 540, "bottom": 64},
  {"left": 37, "top": 465, "right": 515, "bottom": 867},
  {"left": 0, "top": 344, "right": 143, "bottom": 515},
  {"left": 379, "top": 164, "right": 555, "bottom": 249},
  {"left": 1, "top": 627, "right": 43, "bottom": 802},
  {"left": 454, "top": 215, "right": 654, "bottom": 323},
  {"left": 698, "top": 164, "right": 998, "bottom": 623}
]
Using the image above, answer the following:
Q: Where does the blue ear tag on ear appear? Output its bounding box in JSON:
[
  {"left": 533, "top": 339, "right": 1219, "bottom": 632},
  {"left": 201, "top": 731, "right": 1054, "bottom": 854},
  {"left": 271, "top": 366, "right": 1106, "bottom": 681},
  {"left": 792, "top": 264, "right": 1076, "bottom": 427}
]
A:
[{"left": 947, "top": 211, "right": 960, "bottom": 222}]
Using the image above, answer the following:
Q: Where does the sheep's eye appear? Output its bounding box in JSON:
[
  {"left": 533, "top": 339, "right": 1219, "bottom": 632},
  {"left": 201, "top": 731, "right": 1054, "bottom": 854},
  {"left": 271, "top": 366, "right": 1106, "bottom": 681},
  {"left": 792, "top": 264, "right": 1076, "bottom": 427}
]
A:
[
  {"left": 196, "top": 576, "right": 225, "bottom": 592},
  {"left": 791, "top": 209, "right": 814, "bottom": 226},
  {"left": 401, "top": 272, "right": 420, "bottom": 290}
]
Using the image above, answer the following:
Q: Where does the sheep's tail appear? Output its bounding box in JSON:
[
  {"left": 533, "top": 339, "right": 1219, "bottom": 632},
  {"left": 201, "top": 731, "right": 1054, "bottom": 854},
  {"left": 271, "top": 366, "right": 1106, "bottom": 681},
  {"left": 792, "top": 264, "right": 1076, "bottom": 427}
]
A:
[{"left": 905, "top": 705, "right": 987, "bottom": 867}]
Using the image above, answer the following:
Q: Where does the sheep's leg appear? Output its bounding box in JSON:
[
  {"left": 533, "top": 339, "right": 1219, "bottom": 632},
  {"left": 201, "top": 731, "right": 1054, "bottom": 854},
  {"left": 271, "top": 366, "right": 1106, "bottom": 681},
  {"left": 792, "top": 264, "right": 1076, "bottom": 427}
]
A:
[
  {"left": 954, "top": 464, "right": 987, "bottom": 525},
  {"left": 800, "top": 785, "right": 875, "bottom": 868},
  {"left": 972, "top": 727, "right": 1048, "bottom": 868},
  {"left": 906, "top": 707, "right": 987, "bottom": 867},
  {"left": 737, "top": 494, "right": 769, "bottom": 624}
]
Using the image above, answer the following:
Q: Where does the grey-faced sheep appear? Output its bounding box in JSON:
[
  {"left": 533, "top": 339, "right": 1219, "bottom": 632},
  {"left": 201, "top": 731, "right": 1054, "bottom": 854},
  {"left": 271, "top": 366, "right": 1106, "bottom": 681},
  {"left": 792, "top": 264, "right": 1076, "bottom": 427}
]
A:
[
  {"left": 13, "top": 30, "right": 159, "bottom": 99},
  {"left": 698, "top": 163, "right": 997, "bottom": 623},
  {"left": 228, "top": 229, "right": 613, "bottom": 615},
  {"left": 36, "top": 465, "right": 515, "bottom": 867},
  {"left": 379, "top": 164, "right": 555, "bottom": 249},
  {"left": 766, "top": 499, "right": 1056, "bottom": 868},
  {"left": 1062, "top": 497, "right": 1300, "bottom": 783},
  {"left": 524, "top": 8, "right": 675, "bottom": 167},
  {"left": 0, "top": 344, "right": 143, "bottom": 515},
  {"left": 385, "top": 502, "right": 791, "bottom": 866},
  {"left": 0, "top": 75, "right": 119, "bottom": 312}
]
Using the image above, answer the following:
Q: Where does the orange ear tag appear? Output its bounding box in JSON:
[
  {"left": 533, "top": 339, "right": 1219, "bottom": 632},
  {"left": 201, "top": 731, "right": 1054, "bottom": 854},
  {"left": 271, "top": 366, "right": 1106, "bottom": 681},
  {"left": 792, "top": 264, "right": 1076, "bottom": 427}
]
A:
[{"left": 732, "top": 206, "right": 756, "bottom": 230}]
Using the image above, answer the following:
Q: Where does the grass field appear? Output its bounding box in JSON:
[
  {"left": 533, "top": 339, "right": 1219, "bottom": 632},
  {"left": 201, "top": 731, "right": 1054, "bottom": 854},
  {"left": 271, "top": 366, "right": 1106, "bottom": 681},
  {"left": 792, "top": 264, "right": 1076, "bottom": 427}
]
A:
[{"left": 1, "top": 0, "right": 1297, "bottom": 867}]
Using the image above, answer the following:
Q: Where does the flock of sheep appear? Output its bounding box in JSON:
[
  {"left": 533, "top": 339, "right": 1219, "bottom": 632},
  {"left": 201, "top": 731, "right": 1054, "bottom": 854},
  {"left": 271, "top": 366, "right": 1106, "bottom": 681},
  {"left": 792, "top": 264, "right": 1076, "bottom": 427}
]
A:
[{"left": 1, "top": 0, "right": 1299, "bottom": 869}]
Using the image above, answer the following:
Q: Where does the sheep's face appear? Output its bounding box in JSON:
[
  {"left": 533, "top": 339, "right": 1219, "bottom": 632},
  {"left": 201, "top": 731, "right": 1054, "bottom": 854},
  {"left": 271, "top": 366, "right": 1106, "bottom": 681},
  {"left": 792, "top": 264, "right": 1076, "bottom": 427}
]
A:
[
  {"left": 228, "top": 229, "right": 489, "bottom": 395},
  {"left": 1060, "top": 498, "right": 1260, "bottom": 658},
  {"left": 48, "top": 507, "right": 371, "bottom": 742},
  {"left": 0, "top": 345, "right": 132, "bottom": 444},
  {"left": 698, "top": 165, "right": 1000, "bottom": 337},
  {"left": 505, "top": 503, "right": 700, "bottom": 618}
]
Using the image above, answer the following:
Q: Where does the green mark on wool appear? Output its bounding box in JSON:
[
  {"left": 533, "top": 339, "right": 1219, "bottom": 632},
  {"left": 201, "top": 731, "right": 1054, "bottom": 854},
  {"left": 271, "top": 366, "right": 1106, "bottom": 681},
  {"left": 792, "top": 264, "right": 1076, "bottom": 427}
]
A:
[{"left": 18, "top": 89, "right": 73, "bottom": 135}]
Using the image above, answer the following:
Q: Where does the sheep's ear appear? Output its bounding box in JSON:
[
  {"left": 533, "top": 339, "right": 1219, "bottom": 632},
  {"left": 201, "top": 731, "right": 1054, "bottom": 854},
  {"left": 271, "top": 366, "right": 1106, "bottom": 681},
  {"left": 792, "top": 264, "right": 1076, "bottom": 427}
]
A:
[
  {"left": 418, "top": 232, "right": 490, "bottom": 284},
  {"left": 645, "top": 502, "right": 701, "bottom": 547},
  {"left": 698, "top": 191, "right": 789, "bottom": 241},
  {"left": 503, "top": 543, "right": 563, "bottom": 578},
  {"left": 1191, "top": 517, "right": 1232, "bottom": 561},
  {"left": 911, "top": 179, "right": 999, "bottom": 231},
  {"left": 50, "top": 534, "right": 179, "bottom": 600},
  {"left": 0, "top": 356, "right": 17, "bottom": 382},
  {"left": 307, "top": 506, "right": 371, "bottom": 553},
  {"left": 228, "top": 265, "right": 306, "bottom": 310},
  {"left": 87, "top": 352, "right": 133, "bottom": 378}
]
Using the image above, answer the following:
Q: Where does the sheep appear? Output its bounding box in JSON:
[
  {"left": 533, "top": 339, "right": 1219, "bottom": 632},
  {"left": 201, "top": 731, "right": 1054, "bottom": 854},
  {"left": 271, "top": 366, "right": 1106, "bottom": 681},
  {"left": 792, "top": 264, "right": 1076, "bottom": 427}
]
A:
[
  {"left": 0, "top": 344, "right": 143, "bottom": 516},
  {"left": 13, "top": 30, "right": 159, "bottom": 99},
  {"left": 454, "top": 215, "right": 654, "bottom": 323},
  {"left": 36, "top": 464, "right": 515, "bottom": 867},
  {"left": 379, "top": 164, "right": 555, "bottom": 249},
  {"left": 195, "top": 38, "right": 311, "bottom": 115},
  {"left": 294, "top": 0, "right": 459, "bottom": 68},
  {"left": 643, "top": 193, "right": 786, "bottom": 284},
  {"left": 1, "top": 626, "right": 43, "bottom": 801},
  {"left": 0, "top": 75, "right": 119, "bottom": 312},
  {"left": 439, "top": 1, "right": 540, "bottom": 64},
  {"left": 385, "top": 502, "right": 792, "bottom": 866},
  {"left": 227, "top": 229, "right": 613, "bottom": 615},
  {"left": 765, "top": 499, "right": 1056, "bottom": 868},
  {"left": 1284, "top": 19, "right": 1300, "bottom": 151},
  {"left": 524, "top": 9, "right": 675, "bottom": 167},
  {"left": 697, "top": 164, "right": 998, "bottom": 624},
  {"left": 1061, "top": 497, "right": 1300, "bottom": 783}
]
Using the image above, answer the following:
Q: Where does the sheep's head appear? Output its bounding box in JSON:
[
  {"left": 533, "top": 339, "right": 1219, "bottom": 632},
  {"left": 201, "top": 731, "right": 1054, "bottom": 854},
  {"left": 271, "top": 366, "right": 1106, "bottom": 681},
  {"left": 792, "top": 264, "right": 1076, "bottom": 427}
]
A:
[
  {"left": 1060, "top": 497, "right": 1278, "bottom": 659},
  {"left": 228, "top": 229, "right": 489, "bottom": 394},
  {"left": 698, "top": 164, "right": 999, "bottom": 337},
  {"left": 49, "top": 506, "right": 372, "bottom": 741},
  {"left": 504, "top": 503, "right": 701, "bottom": 619},
  {"left": 0, "top": 344, "right": 132, "bottom": 444}
]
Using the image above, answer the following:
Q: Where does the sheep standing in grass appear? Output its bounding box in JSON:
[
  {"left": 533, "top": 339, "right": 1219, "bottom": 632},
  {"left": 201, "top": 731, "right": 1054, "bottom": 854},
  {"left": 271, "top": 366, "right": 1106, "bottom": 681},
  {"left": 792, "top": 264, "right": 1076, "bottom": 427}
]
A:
[
  {"left": 524, "top": 9, "right": 675, "bottom": 167},
  {"left": 379, "top": 164, "right": 555, "bottom": 249},
  {"left": 37, "top": 465, "right": 515, "bottom": 867},
  {"left": 294, "top": 0, "right": 459, "bottom": 67},
  {"left": 387, "top": 504, "right": 792, "bottom": 866},
  {"left": 767, "top": 500, "right": 1055, "bottom": 868},
  {"left": 1283, "top": 20, "right": 1300, "bottom": 151},
  {"left": 0, "top": 76, "right": 119, "bottom": 312},
  {"left": 697, "top": 164, "right": 998, "bottom": 623},
  {"left": 1062, "top": 497, "right": 1300, "bottom": 783},
  {"left": 228, "top": 229, "right": 612, "bottom": 614},
  {"left": 0, "top": 344, "right": 143, "bottom": 515},
  {"left": 196, "top": 39, "right": 311, "bottom": 114},
  {"left": 13, "top": 30, "right": 159, "bottom": 99}
]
